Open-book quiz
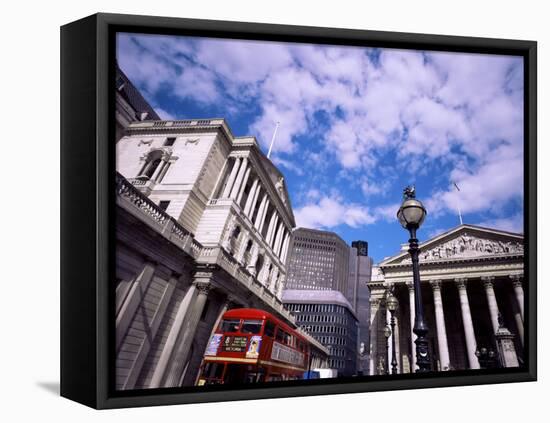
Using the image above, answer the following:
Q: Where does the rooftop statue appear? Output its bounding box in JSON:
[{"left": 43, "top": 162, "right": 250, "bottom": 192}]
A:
[{"left": 403, "top": 185, "right": 416, "bottom": 199}]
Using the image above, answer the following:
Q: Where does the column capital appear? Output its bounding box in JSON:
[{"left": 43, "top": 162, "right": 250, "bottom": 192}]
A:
[
  {"left": 481, "top": 276, "right": 495, "bottom": 288},
  {"left": 510, "top": 274, "right": 523, "bottom": 287},
  {"left": 406, "top": 281, "right": 414, "bottom": 291},
  {"left": 195, "top": 282, "right": 212, "bottom": 295},
  {"left": 455, "top": 278, "right": 468, "bottom": 289},
  {"left": 369, "top": 297, "right": 382, "bottom": 308},
  {"left": 429, "top": 279, "right": 443, "bottom": 290}
]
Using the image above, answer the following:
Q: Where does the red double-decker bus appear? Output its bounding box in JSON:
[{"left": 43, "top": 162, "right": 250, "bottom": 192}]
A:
[{"left": 197, "top": 308, "right": 312, "bottom": 385}]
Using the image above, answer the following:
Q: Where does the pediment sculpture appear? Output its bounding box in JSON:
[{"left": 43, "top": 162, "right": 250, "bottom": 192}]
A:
[{"left": 399, "top": 232, "right": 523, "bottom": 263}]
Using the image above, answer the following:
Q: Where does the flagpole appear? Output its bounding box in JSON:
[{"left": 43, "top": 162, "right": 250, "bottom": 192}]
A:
[
  {"left": 267, "top": 121, "right": 280, "bottom": 159},
  {"left": 453, "top": 182, "right": 463, "bottom": 225}
]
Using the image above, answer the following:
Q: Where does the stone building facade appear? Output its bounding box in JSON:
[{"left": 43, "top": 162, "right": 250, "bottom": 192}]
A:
[
  {"left": 282, "top": 290, "right": 359, "bottom": 376},
  {"left": 368, "top": 224, "right": 524, "bottom": 374},
  {"left": 285, "top": 228, "right": 350, "bottom": 294},
  {"left": 282, "top": 230, "right": 373, "bottom": 376},
  {"left": 349, "top": 241, "right": 373, "bottom": 375},
  {"left": 115, "top": 117, "right": 314, "bottom": 390}
]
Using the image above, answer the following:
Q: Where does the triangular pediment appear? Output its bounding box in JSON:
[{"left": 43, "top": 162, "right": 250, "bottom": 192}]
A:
[
  {"left": 257, "top": 152, "right": 295, "bottom": 224},
  {"left": 380, "top": 224, "right": 524, "bottom": 266}
]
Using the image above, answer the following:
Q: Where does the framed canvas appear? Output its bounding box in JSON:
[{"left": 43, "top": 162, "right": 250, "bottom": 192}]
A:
[{"left": 60, "top": 12, "right": 537, "bottom": 409}]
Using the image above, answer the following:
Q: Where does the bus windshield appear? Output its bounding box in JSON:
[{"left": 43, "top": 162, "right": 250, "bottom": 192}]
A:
[
  {"left": 219, "top": 319, "right": 240, "bottom": 332},
  {"left": 241, "top": 319, "right": 263, "bottom": 334}
]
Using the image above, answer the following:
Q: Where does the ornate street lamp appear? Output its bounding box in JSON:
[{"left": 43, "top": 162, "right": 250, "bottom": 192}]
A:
[
  {"left": 475, "top": 346, "right": 499, "bottom": 369},
  {"left": 383, "top": 325, "right": 391, "bottom": 375},
  {"left": 397, "top": 185, "right": 431, "bottom": 372},
  {"left": 386, "top": 293, "right": 399, "bottom": 374}
]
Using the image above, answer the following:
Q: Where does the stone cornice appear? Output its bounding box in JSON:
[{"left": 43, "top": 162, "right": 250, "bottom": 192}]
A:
[{"left": 382, "top": 253, "right": 523, "bottom": 269}]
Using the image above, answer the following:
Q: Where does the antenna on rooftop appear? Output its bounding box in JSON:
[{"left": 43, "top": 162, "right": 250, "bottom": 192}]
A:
[
  {"left": 453, "top": 181, "right": 464, "bottom": 225},
  {"left": 267, "top": 121, "right": 280, "bottom": 159}
]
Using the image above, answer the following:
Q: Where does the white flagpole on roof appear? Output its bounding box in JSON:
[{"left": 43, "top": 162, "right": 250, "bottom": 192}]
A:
[
  {"left": 453, "top": 181, "right": 464, "bottom": 225},
  {"left": 267, "top": 121, "right": 280, "bottom": 159}
]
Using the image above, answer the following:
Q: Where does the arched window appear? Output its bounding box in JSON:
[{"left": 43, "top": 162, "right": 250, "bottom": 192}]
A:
[
  {"left": 138, "top": 149, "right": 169, "bottom": 182},
  {"left": 144, "top": 158, "right": 161, "bottom": 178},
  {"left": 231, "top": 226, "right": 241, "bottom": 239}
]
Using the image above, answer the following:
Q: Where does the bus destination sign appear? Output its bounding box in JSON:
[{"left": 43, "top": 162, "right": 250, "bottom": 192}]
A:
[{"left": 221, "top": 336, "right": 248, "bottom": 352}]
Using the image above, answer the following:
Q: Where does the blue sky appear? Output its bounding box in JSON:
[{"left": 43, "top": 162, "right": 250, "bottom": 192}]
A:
[{"left": 117, "top": 33, "right": 524, "bottom": 263}]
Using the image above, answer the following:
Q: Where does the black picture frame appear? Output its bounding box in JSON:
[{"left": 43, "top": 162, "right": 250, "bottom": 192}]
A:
[{"left": 60, "top": 12, "right": 537, "bottom": 409}]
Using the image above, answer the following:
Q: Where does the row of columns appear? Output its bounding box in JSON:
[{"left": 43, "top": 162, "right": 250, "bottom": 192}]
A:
[
  {"left": 150, "top": 275, "right": 213, "bottom": 388},
  {"left": 401, "top": 275, "right": 524, "bottom": 372},
  {"left": 222, "top": 156, "right": 291, "bottom": 264}
]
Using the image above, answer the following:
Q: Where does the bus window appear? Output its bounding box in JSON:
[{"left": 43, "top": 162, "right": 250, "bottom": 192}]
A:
[
  {"left": 220, "top": 319, "right": 240, "bottom": 332},
  {"left": 275, "top": 328, "right": 285, "bottom": 343},
  {"left": 241, "top": 319, "right": 263, "bottom": 334},
  {"left": 284, "top": 332, "right": 291, "bottom": 345},
  {"left": 264, "top": 320, "right": 275, "bottom": 337},
  {"left": 203, "top": 362, "right": 224, "bottom": 379}
]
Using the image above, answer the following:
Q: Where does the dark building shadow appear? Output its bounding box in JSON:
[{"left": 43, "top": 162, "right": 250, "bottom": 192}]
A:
[{"left": 36, "top": 381, "right": 60, "bottom": 396}]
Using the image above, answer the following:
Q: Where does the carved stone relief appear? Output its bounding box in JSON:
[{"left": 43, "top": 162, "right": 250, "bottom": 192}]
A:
[{"left": 399, "top": 232, "right": 523, "bottom": 263}]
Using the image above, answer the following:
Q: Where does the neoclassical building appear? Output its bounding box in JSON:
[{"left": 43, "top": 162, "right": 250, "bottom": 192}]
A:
[
  {"left": 368, "top": 224, "right": 524, "bottom": 374},
  {"left": 115, "top": 65, "right": 160, "bottom": 142},
  {"left": 114, "top": 117, "right": 321, "bottom": 390}
]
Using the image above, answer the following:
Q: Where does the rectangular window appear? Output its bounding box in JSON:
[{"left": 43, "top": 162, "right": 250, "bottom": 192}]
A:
[
  {"left": 158, "top": 200, "right": 170, "bottom": 211},
  {"left": 241, "top": 319, "right": 263, "bottom": 335},
  {"left": 164, "top": 137, "right": 176, "bottom": 146},
  {"left": 264, "top": 320, "right": 276, "bottom": 337},
  {"left": 220, "top": 319, "right": 240, "bottom": 333}
]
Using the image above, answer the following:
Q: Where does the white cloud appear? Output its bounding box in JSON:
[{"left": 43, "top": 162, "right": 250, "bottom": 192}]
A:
[
  {"left": 118, "top": 34, "right": 524, "bottom": 226},
  {"left": 428, "top": 143, "right": 523, "bottom": 217},
  {"left": 373, "top": 203, "right": 401, "bottom": 222},
  {"left": 154, "top": 107, "right": 176, "bottom": 120},
  {"left": 173, "top": 65, "right": 220, "bottom": 104},
  {"left": 272, "top": 156, "right": 305, "bottom": 176},
  {"left": 295, "top": 196, "right": 376, "bottom": 229},
  {"left": 476, "top": 213, "right": 524, "bottom": 234}
]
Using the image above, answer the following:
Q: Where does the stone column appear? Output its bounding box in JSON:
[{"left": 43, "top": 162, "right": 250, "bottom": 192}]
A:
[
  {"left": 116, "top": 261, "right": 156, "bottom": 349},
  {"left": 368, "top": 297, "right": 381, "bottom": 375},
  {"left": 158, "top": 161, "right": 172, "bottom": 182},
  {"left": 482, "top": 276, "right": 500, "bottom": 335},
  {"left": 385, "top": 306, "right": 392, "bottom": 373},
  {"left": 266, "top": 212, "right": 278, "bottom": 244},
  {"left": 162, "top": 281, "right": 212, "bottom": 387},
  {"left": 247, "top": 184, "right": 262, "bottom": 219},
  {"left": 510, "top": 275, "right": 524, "bottom": 321},
  {"left": 254, "top": 194, "right": 268, "bottom": 229},
  {"left": 406, "top": 282, "right": 417, "bottom": 373},
  {"left": 222, "top": 157, "right": 241, "bottom": 198},
  {"left": 258, "top": 198, "right": 271, "bottom": 233},
  {"left": 273, "top": 222, "right": 284, "bottom": 252},
  {"left": 230, "top": 157, "right": 248, "bottom": 199},
  {"left": 243, "top": 178, "right": 259, "bottom": 215},
  {"left": 456, "top": 278, "right": 480, "bottom": 369},
  {"left": 430, "top": 280, "right": 450, "bottom": 371},
  {"left": 149, "top": 281, "right": 198, "bottom": 388},
  {"left": 152, "top": 159, "right": 166, "bottom": 181},
  {"left": 509, "top": 288, "right": 524, "bottom": 346},
  {"left": 236, "top": 167, "right": 251, "bottom": 204},
  {"left": 280, "top": 232, "right": 290, "bottom": 261}
]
